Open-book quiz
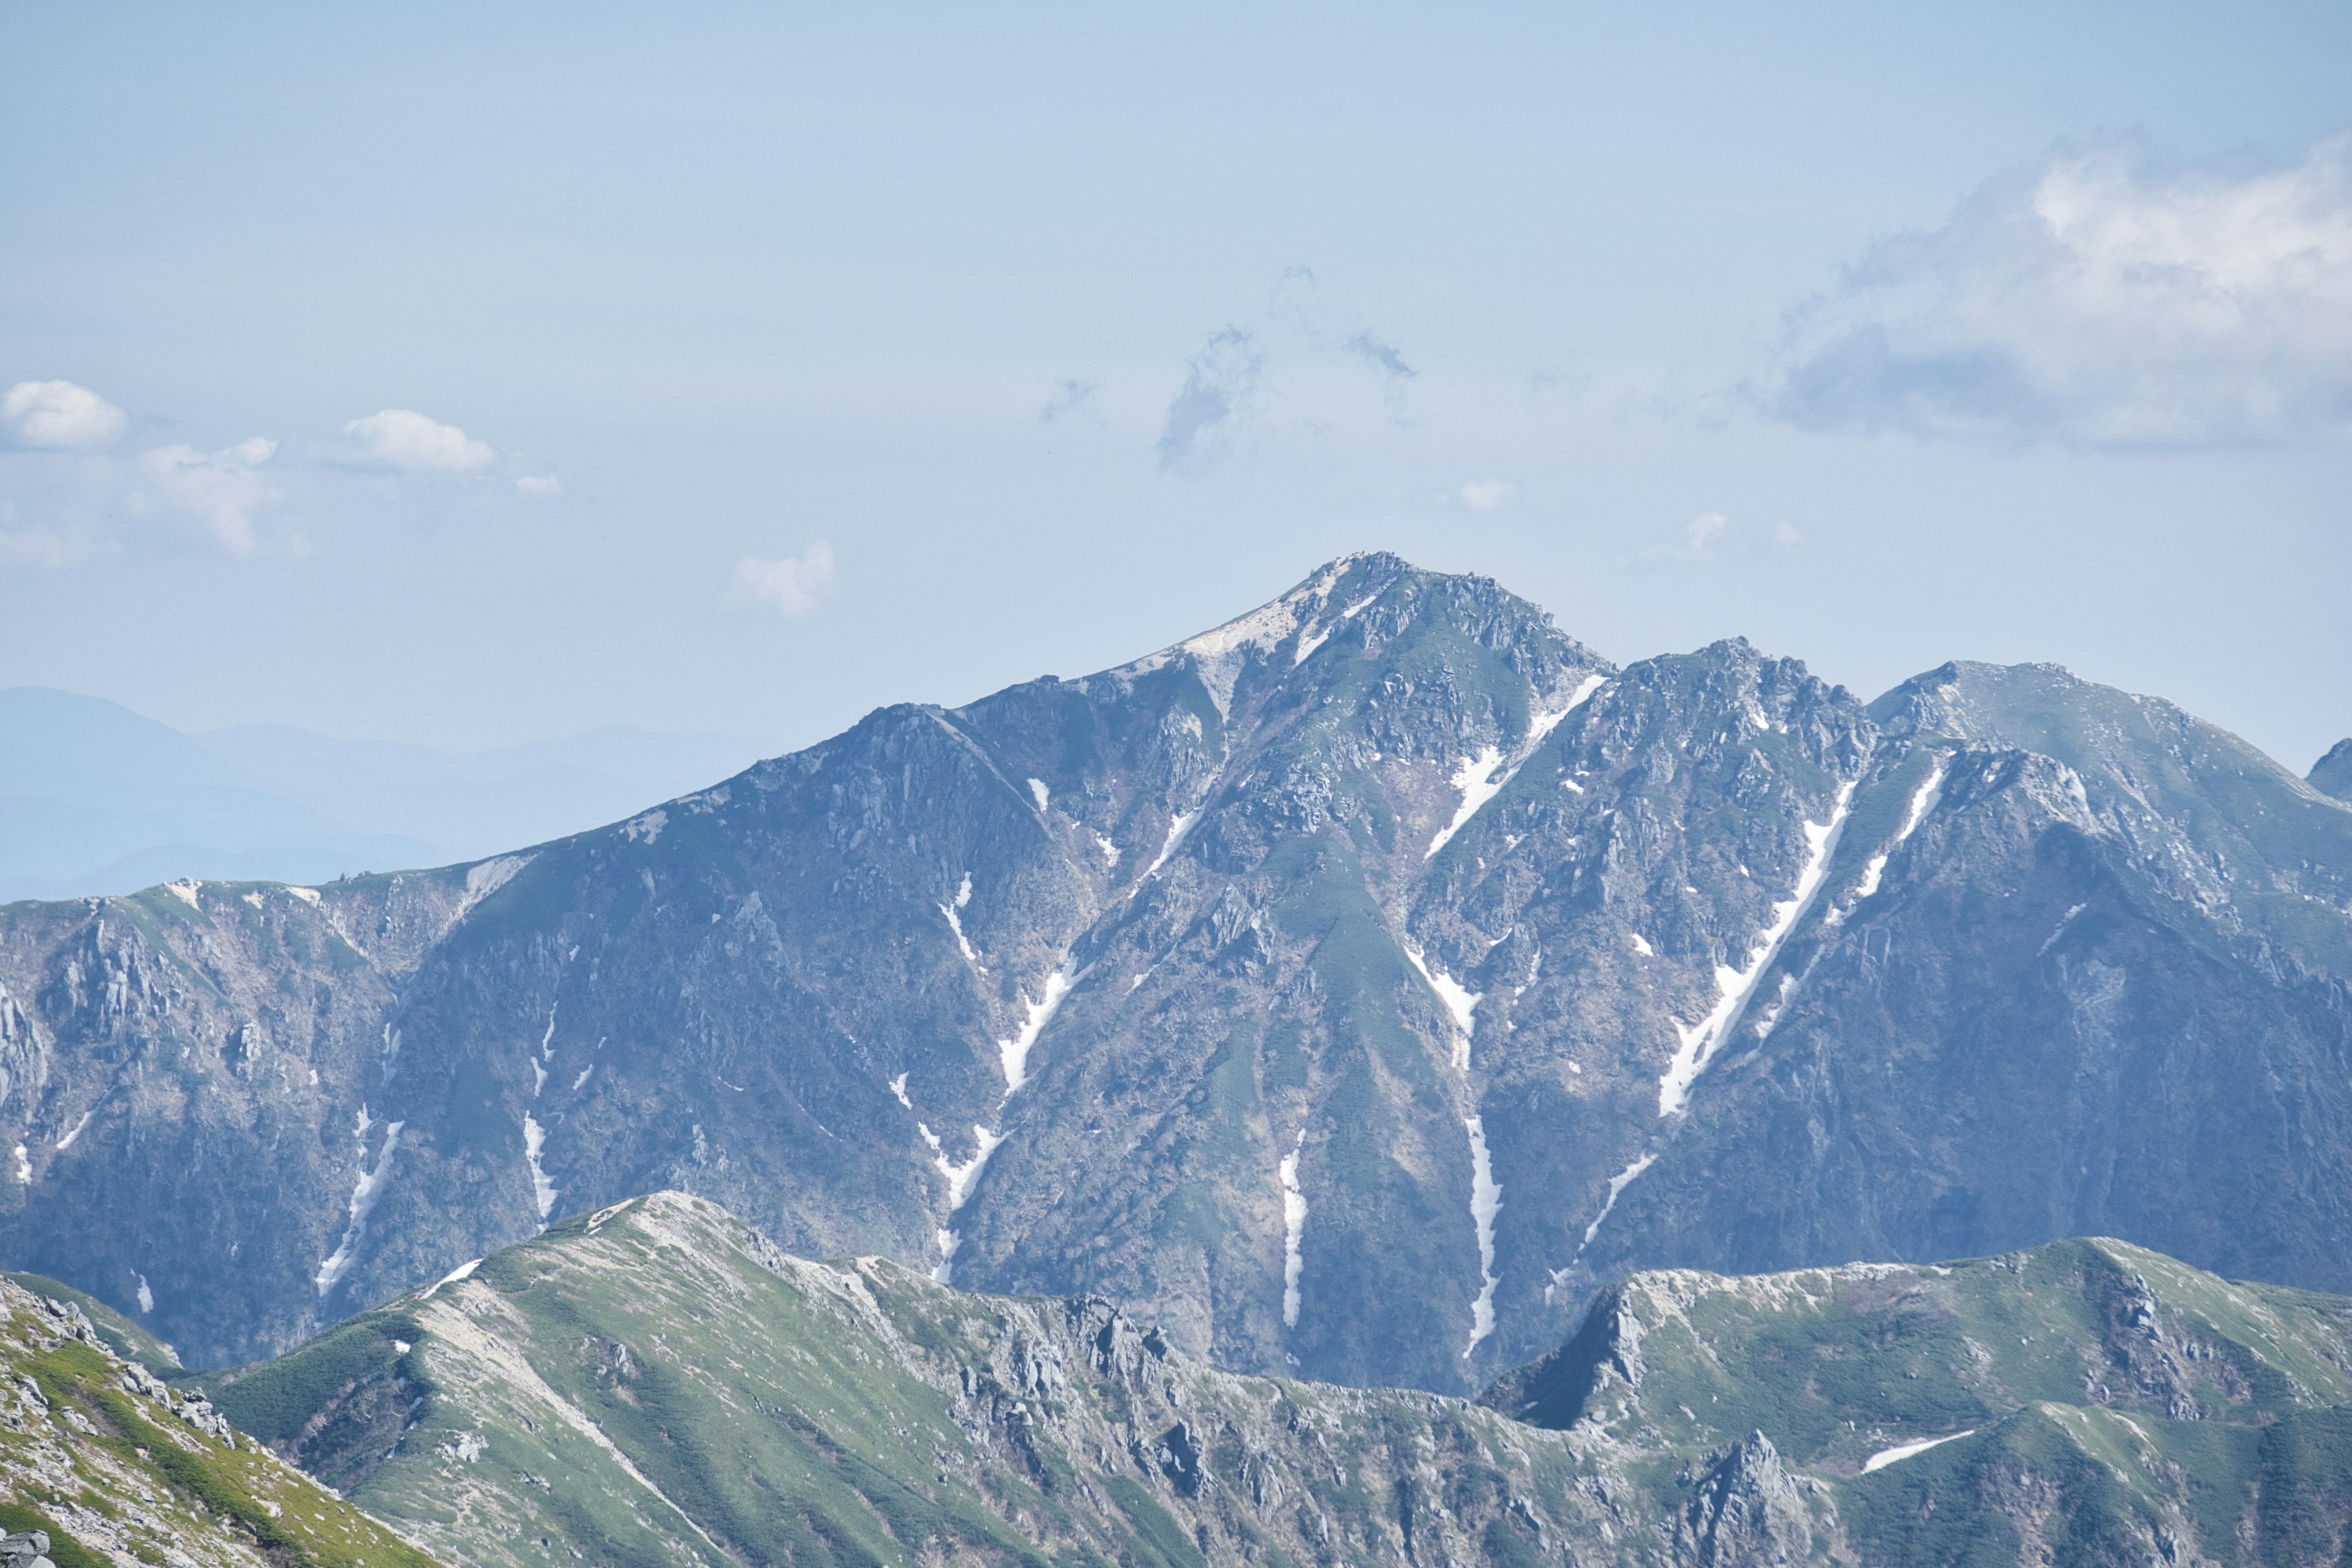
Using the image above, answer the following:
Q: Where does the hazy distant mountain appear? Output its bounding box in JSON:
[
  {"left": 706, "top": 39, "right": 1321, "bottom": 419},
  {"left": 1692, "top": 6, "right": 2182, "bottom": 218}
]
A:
[
  {"left": 0, "top": 686, "right": 771, "bottom": 902},
  {"left": 1, "top": 552, "right": 2346, "bottom": 1395}
]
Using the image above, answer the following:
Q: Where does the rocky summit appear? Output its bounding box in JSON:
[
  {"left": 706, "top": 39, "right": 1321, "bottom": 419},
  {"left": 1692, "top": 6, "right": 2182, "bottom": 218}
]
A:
[
  {"left": 201, "top": 1190, "right": 2352, "bottom": 1568},
  {"left": 1, "top": 552, "right": 2348, "bottom": 1396}
]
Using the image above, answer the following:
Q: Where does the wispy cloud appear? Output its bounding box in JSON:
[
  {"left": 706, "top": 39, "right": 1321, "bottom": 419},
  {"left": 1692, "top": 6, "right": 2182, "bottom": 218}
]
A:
[
  {"left": 1343, "top": 331, "right": 1415, "bottom": 380},
  {"left": 1758, "top": 134, "right": 2352, "bottom": 447},
  {"left": 1156, "top": 328, "right": 1263, "bottom": 473},
  {"left": 139, "top": 438, "right": 279, "bottom": 552},
  {"left": 1038, "top": 378, "right": 1101, "bottom": 425},
  {"left": 344, "top": 408, "right": 496, "bottom": 471},
  {"left": 1154, "top": 273, "right": 1422, "bottom": 474},
  {"left": 515, "top": 474, "right": 564, "bottom": 496},
  {"left": 726, "top": 541, "right": 837, "bottom": 616},
  {"left": 1455, "top": 478, "right": 1515, "bottom": 511},
  {"left": 4, "top": 380, "right": 126, "bottom": 449}
]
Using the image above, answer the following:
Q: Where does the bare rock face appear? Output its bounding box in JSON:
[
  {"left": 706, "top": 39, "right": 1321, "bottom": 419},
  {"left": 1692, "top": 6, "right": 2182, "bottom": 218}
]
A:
[
  {"left": 1676, "top": 1432, "right": 1811, "bottom": 1566},
  {"left": 0, "top": 555, "right": 2348, "bottom": 1401}
]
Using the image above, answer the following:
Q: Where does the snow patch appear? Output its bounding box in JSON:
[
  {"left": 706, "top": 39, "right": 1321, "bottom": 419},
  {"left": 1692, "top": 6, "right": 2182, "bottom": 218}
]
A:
[
  {"left": 162, "top": 879, "right": 200, "bottom": 908},
  {"left": 889, "top": 1072, "right": 912, "bottom": 1109},
  {"left": 56, "top": 1109, "right": 93, "bottom": 1150},
  {"left": 2040, "top": 902, "right": 2089, "bottom": 956},
  {"left": 1461, "top": 1115, "right": 1503, "bottom": 1358},
  {"left": 1548, "top": 1152, "right": 1657, "bottom": 1298},
  {"left": 1144, "top": 809, "right": 1200, "bottom": 880},
  {"left": 1560, "top": 777, "right": 1585, "bottom": 793},
  {"left": 1341, "top": 590, "right": 1381, "bottom": 617},
  {"left": 998, "top": 969, "right": 1072, "bottom": 1094},
  {"left": 1863, "top": 1430, "right": 1975, "bottom": 1473},
  {"left": 1404, "top": 943, "right": 1481, "bottom": 1068},
  {"left": 1426, "top": 747, "right": 1507, "bottom": 859},
  {"left": 940, "top": 875, "right": 982, "bottom": 970},
  {"left": 1093, "top": 832, "right": 1120, "bottom": 869},
  {"left": 429, "top": 1257, "right": 483, "bottom": 1294},
  {"left": 315, "top": 1109, "right": 405, "bottom": 1297},
  {"left": 1427, "top": 674, "right": 1607, "bottom": 860},
  {"left": 523, "top": 1114, "right": 557, "bottom": 1226},
  {"left": 931, "top": 1123, "right": 1006, "bottom": 1210},
  {"left": 1630, "top": 932, "right": 1654, "bottom": 957},
  {"left": 1027, "top": 778, "right": 1050, "bottom": 813},
  {"left": 10, "top": 1144, "right": 25, "bottom": 1185},
  {"left": 571, "top": 1065, "right": 595, "bottom": 1093},
  {"left": 1657, "top": 782, "right": 1856, "bottom": 1118},
  {"left": 1278, "top": 1129, "right": 1308, "bottom": 1328},
  {"left": 1292, "top": 625, "right": 1333, "bottom": 665},
  {"left": 285, "top": 886, "right": 321, "bottom": 905},
  {"left": 452, "top": 854, "right": 529, "bottom": 922},
  {"left": 620, "top": 809, "right": 667, "bottom": 844},
  {"left": 1833, "top": 758, "right": 1948, "bottom": 922}
]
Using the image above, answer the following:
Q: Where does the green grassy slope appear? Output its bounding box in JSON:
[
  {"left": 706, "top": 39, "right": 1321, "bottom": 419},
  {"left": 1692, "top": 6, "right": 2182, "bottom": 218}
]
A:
[{"left": 0, "top": 1274, "right": 440, "bottom": 1568}]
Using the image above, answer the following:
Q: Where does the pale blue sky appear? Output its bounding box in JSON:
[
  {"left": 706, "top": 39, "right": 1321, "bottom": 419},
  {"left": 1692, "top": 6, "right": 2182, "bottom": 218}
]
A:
[{"left": 4, "top": 2, "right": 2346, "bottom": 770}]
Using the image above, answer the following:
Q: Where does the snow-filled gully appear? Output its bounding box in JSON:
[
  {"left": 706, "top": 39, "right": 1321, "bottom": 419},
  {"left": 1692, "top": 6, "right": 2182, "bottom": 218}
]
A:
[
  {"left": 1278, "top": 1130, "right": 1308, "bottom": 1327},
  {"left": 315, "top": 1105, "right": 405, "bottom": 1297},
  {"left": 1461, "top": 1116, "right": 1503, "bottom": 1357},
  {"left": 1547, "top": 777, "right": 1863, "bottom": 1297},
  {"left": 1425, "top": 673, "right": 1608, "bottom": 861},
  {"left": 1657, "top": 780, "right": 1856, "bottom": 1118}
]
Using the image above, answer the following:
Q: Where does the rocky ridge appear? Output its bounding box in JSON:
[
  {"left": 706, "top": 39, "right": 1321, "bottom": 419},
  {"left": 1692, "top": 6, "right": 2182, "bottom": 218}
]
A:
[{"left": 208, "top": 1191, "right": 2352, "bottom": 1567}]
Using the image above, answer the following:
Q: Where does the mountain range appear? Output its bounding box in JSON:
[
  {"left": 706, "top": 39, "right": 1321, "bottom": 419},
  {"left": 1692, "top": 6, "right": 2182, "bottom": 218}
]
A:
[
  {"left": 0, "top": 686, "right": 769, "bottom": 902},
  {"left": 0, "top": 550, "right": 2346, "bottom": 1406}
]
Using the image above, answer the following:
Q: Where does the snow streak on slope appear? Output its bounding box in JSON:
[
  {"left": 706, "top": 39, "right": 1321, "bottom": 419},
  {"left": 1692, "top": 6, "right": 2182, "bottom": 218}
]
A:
[
  {"left": 1657, "top": 781, "right": 1856, "bottom": 1117},
  {"left": 1404, "top": 943, "right": 1481, "bottom": 1069},
  {"left": 523, "top": 1114, "right": 557, "bottom": 1227},
  {"left": 1863, "top": 1430, "right": 1975, "bottom": 1472},
  {"left": 1548, "top": 1153, "right": 1657, "bottom": 1300},
  {"left": 998, "top": 970, "right": 1072, "bottom": 1095},
  {"left": 1143, "top": 810, "right": 1199, "bottom": 880},
  {"left": 315, "top": 1107, "right": 405, "bottom": 1297},
  {"left": 1278, "top": 1129, "right": 1308, "bottom": 1328},
  {"left": 939, "top": 875, "right": 981, "bottom": 970},
  {"left": 923, "top": 1121, "right": 1008, "bottom": 1284},
  {"left": 1426, "top": 748, "right": 1507, "bottom": 859},
  {"left": 1461, "top": 1116, "right": 1503, "bottom": 1357},
  {"left": 1027, "top": 778, "right": 1050, "bottom": 813},
  {"left": 1832, "top": 757, "right": 1948, "bottom": 922},
  {"left": 1425, "top": 673, "right": 1608, "bottom": 859}
]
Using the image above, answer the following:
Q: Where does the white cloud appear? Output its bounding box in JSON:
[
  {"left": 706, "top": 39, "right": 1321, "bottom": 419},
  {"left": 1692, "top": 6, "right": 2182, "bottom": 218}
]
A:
[
  {"left": 3, "top": 380, "right": 126, "bottom": 448},
  {"left": 726, "top": 541, "right": 836, "bottom": 616},
  {"left": 1762, "top": 135, "right": 2352, "bottom": 445},
  {"left": 1457, "top": 478, "right": 1515, "bottom": 511},
  {"left": 1679, "top": 511, "right": 1727, "bottom": 560},
  {"left": 1773, "top": 521, "right": 1803, "bottom": 548},
  {"left": 515, "top": 474, "right": 564, "bottom": 496},
  {"left": 344, "top": 408, "right": 496, "bottom": 471},
  {"left": 140, "top": 437, "right": 279, "bottom": 552}
]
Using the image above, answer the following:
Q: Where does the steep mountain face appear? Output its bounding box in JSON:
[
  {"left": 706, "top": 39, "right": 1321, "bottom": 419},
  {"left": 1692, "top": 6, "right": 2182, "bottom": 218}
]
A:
[
  {"left": 0, "top": 1273, "right": 436, "bottom": 1568},
  {"left": 2, "top": 552, "right": 2348, "bottom": 1397},
  {"left": 1556, "top": 660, "right": 2352, "bottom": 1314},
  {"left": 2313, "top": 738, "right": 2352, "bottom": 802},
  {"left": 209, "top": 1193, "right": 2352, "bottom": 1568}
]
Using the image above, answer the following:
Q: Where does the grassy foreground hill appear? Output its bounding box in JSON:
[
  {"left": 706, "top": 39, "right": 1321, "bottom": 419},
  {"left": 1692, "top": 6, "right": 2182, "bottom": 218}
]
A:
[
  {"left": 0, "top": 1272, "right": 438, "bottom": 1568},
  {"left": 195, "top": 1191, "right": 2352, "bottom": 1567}
]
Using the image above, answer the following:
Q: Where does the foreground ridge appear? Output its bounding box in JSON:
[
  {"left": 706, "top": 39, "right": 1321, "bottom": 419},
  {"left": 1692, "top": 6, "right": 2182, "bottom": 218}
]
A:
[{"left": 206, "top": 1191, "right": 2352, "bottom": 1568}]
